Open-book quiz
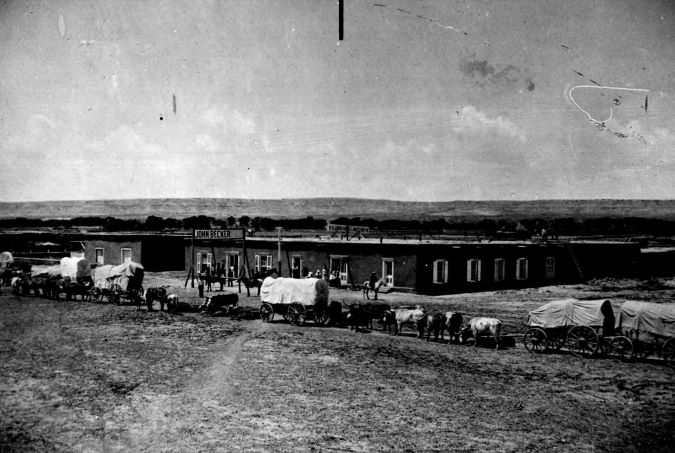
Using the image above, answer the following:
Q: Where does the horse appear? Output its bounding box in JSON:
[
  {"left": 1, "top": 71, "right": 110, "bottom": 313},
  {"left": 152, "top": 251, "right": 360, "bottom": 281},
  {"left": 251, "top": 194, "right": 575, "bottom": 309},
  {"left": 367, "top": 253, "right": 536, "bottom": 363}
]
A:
[
  {"left": 363, "top": 279, "right": 385, "bottom": 300},
  {"left": 239, "top": 271, "right": 267, "bottom": 297}
]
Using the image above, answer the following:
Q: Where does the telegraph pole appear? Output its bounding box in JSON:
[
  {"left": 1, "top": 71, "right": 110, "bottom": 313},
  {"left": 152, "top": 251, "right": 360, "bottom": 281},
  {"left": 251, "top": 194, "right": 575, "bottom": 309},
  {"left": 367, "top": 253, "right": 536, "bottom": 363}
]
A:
[{"left": 276, "top": 227, "right": 283, "bottom": 276}]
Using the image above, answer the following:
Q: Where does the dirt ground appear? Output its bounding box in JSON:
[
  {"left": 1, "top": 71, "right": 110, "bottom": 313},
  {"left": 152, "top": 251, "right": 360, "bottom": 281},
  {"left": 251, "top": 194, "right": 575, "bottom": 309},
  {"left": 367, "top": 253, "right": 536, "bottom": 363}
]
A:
[{"left": 1, "top": 273, "right": 674, "bottom": 452}]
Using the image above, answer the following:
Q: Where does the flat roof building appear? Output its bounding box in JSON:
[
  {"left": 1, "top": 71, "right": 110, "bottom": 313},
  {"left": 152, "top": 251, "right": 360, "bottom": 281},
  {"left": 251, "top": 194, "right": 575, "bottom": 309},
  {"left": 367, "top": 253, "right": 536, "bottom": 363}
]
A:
[{"left": 185, "top": 235, "right": 641, "bottom": 295}]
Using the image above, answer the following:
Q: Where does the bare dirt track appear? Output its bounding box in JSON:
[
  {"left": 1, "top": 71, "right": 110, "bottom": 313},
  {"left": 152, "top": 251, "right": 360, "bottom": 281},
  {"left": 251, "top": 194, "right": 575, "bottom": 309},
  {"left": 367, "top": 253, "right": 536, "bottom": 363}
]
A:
[{"left": 1, "top": 274, "right": 674, "bottom": 452}]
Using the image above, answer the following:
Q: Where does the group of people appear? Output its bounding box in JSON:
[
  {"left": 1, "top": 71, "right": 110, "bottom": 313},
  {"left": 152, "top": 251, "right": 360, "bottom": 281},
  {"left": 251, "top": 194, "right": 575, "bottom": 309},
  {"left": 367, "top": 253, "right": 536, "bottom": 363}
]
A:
[
  {"left": 198, "top": 265, "right": 236, "bottom": 295},
  {"left": 305, "top": 265, "right": 329, "bottom": 280}
]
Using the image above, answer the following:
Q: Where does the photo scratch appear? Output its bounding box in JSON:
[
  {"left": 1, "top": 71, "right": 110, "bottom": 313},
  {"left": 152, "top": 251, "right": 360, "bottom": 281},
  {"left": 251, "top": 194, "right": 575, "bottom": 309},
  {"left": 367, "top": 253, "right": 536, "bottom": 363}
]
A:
[{"left": 377, "top": 4, "right": 466, "bottom": 35}]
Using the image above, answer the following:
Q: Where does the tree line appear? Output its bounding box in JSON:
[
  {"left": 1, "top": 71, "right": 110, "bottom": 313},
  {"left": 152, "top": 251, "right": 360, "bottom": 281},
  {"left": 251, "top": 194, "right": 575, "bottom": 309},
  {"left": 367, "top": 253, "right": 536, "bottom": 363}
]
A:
[{"left": 1, "top": 215, "right": 674, "bottom": 237}]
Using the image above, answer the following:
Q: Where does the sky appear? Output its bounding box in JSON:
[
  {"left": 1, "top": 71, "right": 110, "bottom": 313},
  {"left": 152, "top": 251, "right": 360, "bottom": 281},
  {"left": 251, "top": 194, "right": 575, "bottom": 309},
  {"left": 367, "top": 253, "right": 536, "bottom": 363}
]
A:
[{"left": 1, "top": 0, "right": 674, "bottom": 202}]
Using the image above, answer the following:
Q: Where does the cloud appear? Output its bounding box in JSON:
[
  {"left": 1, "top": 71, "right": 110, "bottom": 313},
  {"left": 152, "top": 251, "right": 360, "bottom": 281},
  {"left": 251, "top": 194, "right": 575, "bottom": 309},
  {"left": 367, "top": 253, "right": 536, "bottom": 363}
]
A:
[
  {"left": 194, "top": 133, "right": 219, "bottom": 153},
  {"left": 452, "top": 106, "right": 526, "bottom": 141},
  {"left": 94, "top": 125, "right": 164, "bottom": 158},
  {"left": 7, "top": 113, "right": 57, "bottom": 149},
  {"left": 201, "top": 107, "right": 256, "bottom": 135}
]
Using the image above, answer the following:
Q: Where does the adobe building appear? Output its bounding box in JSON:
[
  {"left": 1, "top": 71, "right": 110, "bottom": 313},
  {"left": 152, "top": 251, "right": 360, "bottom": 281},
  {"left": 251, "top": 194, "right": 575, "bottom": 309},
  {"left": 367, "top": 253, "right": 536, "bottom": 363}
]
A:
[
  {"left": 0, "top": 229, "right": 644, "bottom": 294},
  {"left": 81, "top": 232, "right": 185, "bottom": 271},
  {"left": 0, "top": 231, "right": 185, "bottom": 272},
  {"left": 185, "top": 231, "right": 641, "bottom": 295}
]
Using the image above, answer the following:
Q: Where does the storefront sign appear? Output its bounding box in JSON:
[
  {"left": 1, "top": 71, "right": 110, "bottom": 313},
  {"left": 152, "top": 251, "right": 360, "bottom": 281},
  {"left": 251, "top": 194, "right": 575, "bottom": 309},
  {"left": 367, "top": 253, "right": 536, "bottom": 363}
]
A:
[{"left": 193, "top": 229, "right": 244, "bottom": 240}]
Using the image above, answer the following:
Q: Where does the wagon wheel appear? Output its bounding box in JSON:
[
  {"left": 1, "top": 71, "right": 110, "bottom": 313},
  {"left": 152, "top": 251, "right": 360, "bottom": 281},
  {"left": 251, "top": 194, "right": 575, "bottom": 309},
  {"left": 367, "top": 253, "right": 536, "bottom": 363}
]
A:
[
  {"left": 607, "top": 336, "right": 633, "bottom": 361},
  {"left": 567, "top": 325, "right": 600, "bottom": 358},
  {"left": 260, "top": 303, "right": 274, "bottom": 323},
  {"left": 287, "top": 303, "right": 306, "bottom": 327},
  {"left": 548, "top": 334, "right": 566, "bottom": 352},
  {"left": 90, "top": 287, "right": 103, "bottom": 303},
  {"left": 523, "top": 328, "right": 548, "bottom": 354},
  {"left": 109, "top": 284, "right": 123, "bottom": 305},
  {"left": 314, "top": 307, "right": 329, "bottom": 326},
  {"left": 662, "top": 338, "right": 675, "bottom": 368}
]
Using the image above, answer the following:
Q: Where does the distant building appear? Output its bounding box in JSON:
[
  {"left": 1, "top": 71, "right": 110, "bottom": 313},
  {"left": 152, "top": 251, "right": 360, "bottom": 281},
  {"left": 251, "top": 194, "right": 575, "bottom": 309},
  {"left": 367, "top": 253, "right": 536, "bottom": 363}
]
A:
[
  {"left": 185, "top": 235, "right": 641, "bottom": 295},
  {"left": 0, "top": 230, "right": 644, "bottom": 294}
]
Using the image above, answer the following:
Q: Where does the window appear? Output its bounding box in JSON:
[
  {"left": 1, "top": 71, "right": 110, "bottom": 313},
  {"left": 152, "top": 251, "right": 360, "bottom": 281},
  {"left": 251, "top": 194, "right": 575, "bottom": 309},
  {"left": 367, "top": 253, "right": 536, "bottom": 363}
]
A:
[
  {"left": 466, "top": 259, "right": 482, "bottom": 282},
  {"left": 545, "top": 256, "right": 555, "bottom": 279},
  {"left": 95, "top": 248, "right": 104, "bottom": 265},
  {"left": 121, "top": 248, "right": 132, "bottom": 264},
  {"left": 255, "top": 255, "right": 273, "bottom": 273},
  {"left": 433, "top": 260, "right": 448, "bottom": 284},
  {"left": 516, "top": 258, "right": 528, "bottom": 280},
  {"left": 494, "top": 258, "right": 505, "bottom": 282},
  {"left": 382, "top": 259, "right": 394, "bottom": 287}
]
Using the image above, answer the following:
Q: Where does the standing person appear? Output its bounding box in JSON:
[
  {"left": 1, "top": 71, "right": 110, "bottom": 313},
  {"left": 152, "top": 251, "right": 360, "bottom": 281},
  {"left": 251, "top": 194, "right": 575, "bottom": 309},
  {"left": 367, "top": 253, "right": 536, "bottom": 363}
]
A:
[
  {"left": 205, "top": 265, "right": 212, "bottom": 292},
  {"left": 218, "top": 265, "right": 225, "bottom": 291},
  {"left": 198, "top": 273, "right": 204, "bottom": 298},
  {"left": 321, "top": 265, "right": 328, "bottom": 281},
  {"left": 369, "top": 272, "right": 379, "bottom": 300},
  {"left": 227, "top": 266, "right": 234, "bottom": 287}
]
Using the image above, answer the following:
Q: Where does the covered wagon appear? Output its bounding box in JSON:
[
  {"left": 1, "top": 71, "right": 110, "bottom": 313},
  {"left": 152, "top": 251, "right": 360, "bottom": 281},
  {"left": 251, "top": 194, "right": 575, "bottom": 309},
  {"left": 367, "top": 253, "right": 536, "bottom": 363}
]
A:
[
  {"left": 618, "top": 301, "right": 675, "bottom": 366},
  {"left": 91, "top": 261, "right": 144, "bottom": 304},
  {"left": 524, "top": 298, "right": 633, "bottom": 359},
  {"left": 259, "top": 277, "right": 329, "bottom": 326},
  {"left": 60, "top": 257, "right": 92, "bottom": 281}
]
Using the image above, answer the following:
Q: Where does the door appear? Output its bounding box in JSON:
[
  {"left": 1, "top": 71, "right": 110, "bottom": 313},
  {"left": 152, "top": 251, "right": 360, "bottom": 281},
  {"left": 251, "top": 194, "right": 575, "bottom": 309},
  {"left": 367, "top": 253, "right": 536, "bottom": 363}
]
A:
[
  {"left": 292, "top": 255, "right": 302, "bottom": 279},
  {"left": 330, "top": 256, "right": 349, "bottom": 286},
  {"left": 382, "top": 259, "right": 394, "bottom": 287},
  {"left": 227, "top": 253, "right": 239, "bottom": 277},
  {"left": 198, "top": 252, "right": 212, "bottom": 273}
]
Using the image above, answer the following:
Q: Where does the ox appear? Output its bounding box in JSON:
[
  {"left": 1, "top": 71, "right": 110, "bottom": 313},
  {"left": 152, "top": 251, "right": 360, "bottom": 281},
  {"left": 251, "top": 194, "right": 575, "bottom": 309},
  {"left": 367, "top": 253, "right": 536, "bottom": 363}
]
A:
[
  {"left": 200, "top": 293, "right": 239, "bottom": 316},
  {"left": 346, "top": 304, "right": 370, "bottom": 331},
  {"left": 11, "top": 276, "right": 22, "bottom": 296},
  {"left": 56, "top": 278, "right": 93, "bottom": 301},
  {"left": 388, "top": 306, "right": 427, "bottom": 338},
  {"left": 326, "top": 301, "right": 344, "bottom": 327},
  {"left": 444, "top": 311, "right": 464, "bottom": 344},
  {"left": 425, "top": 312, "right": 447, "bottom": 342},
  {"left": 465, "top": 317, "right": 502, "bottom": 349},
  {"left": 143, "top": 287, "right": 168, "bottom": 311},
  {"left": 347, "top": 303, "right": 392, "bottom": 331},
  {"left": 165, "top": 294, "right": 180, "bottom": 313}
]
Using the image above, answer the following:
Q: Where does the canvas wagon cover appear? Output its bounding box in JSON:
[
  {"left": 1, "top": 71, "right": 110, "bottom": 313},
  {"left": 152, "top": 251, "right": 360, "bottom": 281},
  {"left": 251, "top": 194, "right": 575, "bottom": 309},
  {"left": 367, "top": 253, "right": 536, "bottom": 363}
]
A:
[
  {"left": 60, "top": 257, "right": 92, "bottom": 279},
  {"left": 0, "top": 252, "right": 13, "bottom": 269},
  {"left": 92, "top": 262, "right": 144, "bottom": 291},
  {"left": 527, "top": 298, "right": 614, "bottom": 328},
  {"left": 619, "top": 300, "right": 675, "bottom": 338},
  {"left": 260, "top": 277, "right": 329, "bottom": 306},
  {"left": 31, "top": 264, "right": 61, "bottom": 276}
]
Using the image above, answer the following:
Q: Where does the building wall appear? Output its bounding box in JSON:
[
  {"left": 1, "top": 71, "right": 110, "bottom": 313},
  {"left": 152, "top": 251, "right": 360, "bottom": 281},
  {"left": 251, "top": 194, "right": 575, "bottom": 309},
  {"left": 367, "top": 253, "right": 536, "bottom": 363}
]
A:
[
  {"left": 182, "top": 238, "right": 641, "bottom": 295},
  {"left": 184, "top": 239, "right": 418, "bottom": 290},
  {"left": 415, "top": 243, "right": 573, "bottom": 295},
  {"left": 85, "top": 240, "right": 142, "bottom": 267}
]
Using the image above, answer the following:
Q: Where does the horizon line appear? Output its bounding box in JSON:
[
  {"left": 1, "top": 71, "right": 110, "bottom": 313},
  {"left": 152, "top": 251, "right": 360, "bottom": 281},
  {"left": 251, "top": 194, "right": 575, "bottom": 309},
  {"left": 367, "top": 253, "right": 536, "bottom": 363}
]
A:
[{"left": 2, "top": 196, "right": 675, "bottom": 204}]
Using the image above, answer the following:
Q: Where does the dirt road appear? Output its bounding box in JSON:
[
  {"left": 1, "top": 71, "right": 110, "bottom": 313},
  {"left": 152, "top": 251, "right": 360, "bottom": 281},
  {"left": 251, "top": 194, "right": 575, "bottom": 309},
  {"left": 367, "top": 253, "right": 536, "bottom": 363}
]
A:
[{"left": 1, "top": 275, "right": 674, "bottom": 452}]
